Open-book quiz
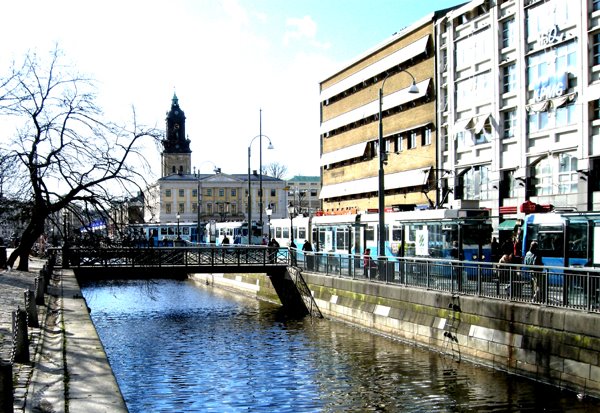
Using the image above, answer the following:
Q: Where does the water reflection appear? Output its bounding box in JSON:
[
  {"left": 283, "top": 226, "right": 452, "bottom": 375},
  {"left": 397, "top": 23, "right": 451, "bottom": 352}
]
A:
[{"left": 81, "top": 279, "right": 600, "bottom": 413}]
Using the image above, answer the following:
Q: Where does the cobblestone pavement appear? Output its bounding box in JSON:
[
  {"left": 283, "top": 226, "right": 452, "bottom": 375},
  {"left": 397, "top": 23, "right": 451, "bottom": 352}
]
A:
[{"left": 0, "top": 252, "right": 48, "bottom": 412}]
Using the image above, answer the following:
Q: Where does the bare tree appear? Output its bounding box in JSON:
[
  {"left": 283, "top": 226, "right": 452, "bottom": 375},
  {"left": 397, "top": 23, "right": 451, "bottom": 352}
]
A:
[
  {"left": 0, "top": 47, "right": 161, "bottom": 271},
  {"left": 263, "top": 162, "right": 288, "bottom": 179}
]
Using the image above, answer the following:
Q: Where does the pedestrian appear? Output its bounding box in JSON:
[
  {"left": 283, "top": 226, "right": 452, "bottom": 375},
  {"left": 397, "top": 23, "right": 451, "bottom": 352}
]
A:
[
  {"left": 491, "top": 237, "right": 500, "bottom": 263},
  {"left": 302, "top": 239, "right": 313, "bottom": 270},
  {"left": 289, "top": 240, "right": 297, "bottom": 266},
  {"left": 363, "top": 248, "right": 376, "bottom": 278},
  {"left": 222, "top": 235, "right": 230, "bottom": 245},
  {"left": 268, "top": 237, "right": 280, "bottom": 263},
  {"left": 524, "top": 241, "right": 544, "bottom": 302}
]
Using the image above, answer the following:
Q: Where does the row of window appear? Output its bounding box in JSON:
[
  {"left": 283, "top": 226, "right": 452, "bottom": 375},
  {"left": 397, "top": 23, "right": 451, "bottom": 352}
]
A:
[
  {"left": 164, "top": 188, "right": 283, "bottom": 198},
  {"left": 164, "top": 202, "right": 240, "bottom": 216},
  {"left": 454, "top": 152, "right": 579, "bottom": 201}
]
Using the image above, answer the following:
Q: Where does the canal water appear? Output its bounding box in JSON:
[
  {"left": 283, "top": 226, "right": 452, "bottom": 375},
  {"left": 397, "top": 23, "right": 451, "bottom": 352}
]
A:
[{"left": 81, "top": 278, "right": 600, "bottom": 413}]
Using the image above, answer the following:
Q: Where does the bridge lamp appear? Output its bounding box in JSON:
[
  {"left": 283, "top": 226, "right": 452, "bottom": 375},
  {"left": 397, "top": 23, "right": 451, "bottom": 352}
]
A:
[
  {"left": 176, "top": 213, "right": 181, "bottom": 240},
  {"left": 265, "top": 205, "right": 273, "bottom": 239},
  {"left": 287, "top": 203, "right": 296, "bottom": 244}
]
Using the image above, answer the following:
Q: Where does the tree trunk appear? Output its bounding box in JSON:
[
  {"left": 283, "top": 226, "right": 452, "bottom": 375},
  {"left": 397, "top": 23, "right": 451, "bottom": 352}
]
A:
[{"left": 7, "top": 218, "right": 45, "bottom": 272}]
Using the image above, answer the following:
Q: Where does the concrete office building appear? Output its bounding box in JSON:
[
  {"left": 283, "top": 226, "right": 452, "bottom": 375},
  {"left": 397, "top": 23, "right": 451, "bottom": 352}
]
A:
[
  {"left": 319, "top": 9, "right": 456, "bottom": 215},
  {"left": 437, "top": 0, "right": 599, "bottom": 234}
]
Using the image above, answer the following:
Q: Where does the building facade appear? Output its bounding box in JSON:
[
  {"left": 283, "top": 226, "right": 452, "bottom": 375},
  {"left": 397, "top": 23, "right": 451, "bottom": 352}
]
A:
[
  {"left": 143, "top": 95, "right": 288, "bottom": 226},
  {"left": 437, "top": 0, "right": 598, "bottom": 236},
  {"left": 285, "top": 175, "right": 321, "bottom": 215},
  {"left": 319, "top": 10, "right": 454, "bottom": 215}
]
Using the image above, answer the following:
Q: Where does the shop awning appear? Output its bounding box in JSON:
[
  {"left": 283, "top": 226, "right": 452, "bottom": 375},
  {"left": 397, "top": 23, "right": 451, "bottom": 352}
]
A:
[{"left": 498, "top": 219, "right": 518, "bottom": 231}]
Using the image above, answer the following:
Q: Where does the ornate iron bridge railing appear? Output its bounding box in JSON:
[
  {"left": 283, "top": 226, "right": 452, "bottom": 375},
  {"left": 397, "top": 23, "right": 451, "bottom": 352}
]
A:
[{"left": 60, "top": 246, "right": 290, "bottom": 269}]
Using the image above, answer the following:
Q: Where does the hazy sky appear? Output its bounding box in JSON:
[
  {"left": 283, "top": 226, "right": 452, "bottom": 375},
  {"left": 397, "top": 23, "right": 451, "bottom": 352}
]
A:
[{"left": 1, "top": 0, "right": 464, "bottom": 180}]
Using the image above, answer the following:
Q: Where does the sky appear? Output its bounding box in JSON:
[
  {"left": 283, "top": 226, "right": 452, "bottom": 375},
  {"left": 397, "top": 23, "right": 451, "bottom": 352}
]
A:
[{"left": 1, "top": 0, "right": 465, "bottom": 182}]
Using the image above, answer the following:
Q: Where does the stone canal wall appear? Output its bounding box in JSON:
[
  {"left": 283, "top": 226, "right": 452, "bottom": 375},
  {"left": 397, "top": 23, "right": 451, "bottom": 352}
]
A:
[{"left": 190, "top": 270, "right": 600, "bottom": 399}]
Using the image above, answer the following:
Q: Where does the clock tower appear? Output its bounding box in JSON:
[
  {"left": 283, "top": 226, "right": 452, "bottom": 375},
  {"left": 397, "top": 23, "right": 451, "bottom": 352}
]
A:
[{"left": 161, "top": 92, "right": 192, "bottom": 177}]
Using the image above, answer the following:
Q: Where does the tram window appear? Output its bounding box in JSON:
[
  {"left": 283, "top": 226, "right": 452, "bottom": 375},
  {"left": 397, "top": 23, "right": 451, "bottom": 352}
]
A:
[
  {"left": 365, "top": 226, "right": 375, "bottom": 241},
  {"left": 283, "top": 228, "right": 289, "bottom": 239},
  {"left": 168, "top": 227, "right": 174, "bottom": 235},
  {"left": 336, "top": 227, "right": 348, "bottom": 250},
  {"left": 392, "top": 225, "right": 402, "bottom": 242},
  {"left": 275, "top": 227, "right": 282, "bottom": 238},
  {"left": 567, "top": 222, "right": 587, "bottom": 259},
  {"left": 160, "top": 228, "right": 167, "bottom": 236},
  {"left": 534, "top": 225, "right": 563, "bottom": 258},
  {"left": 299, "top": 227, "right": 306, "bottom": 239},
  {"left": 183, "top": 227, "right": 189, "bottom": 235}
]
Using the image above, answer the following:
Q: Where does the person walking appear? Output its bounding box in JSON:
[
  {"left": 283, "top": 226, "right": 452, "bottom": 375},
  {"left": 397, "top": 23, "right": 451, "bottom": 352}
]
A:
[
  {"left": 268, "top": 238, "right": 280, "bottom": 264},
  {"left": 302, "top": 239, "right": 313, "bottom": 270},
  {"left": 524, "top": 241, "right": 544, "bottom": 302},
  {"left": 289, "top": 240, "right": 297, "bottom": 266}
]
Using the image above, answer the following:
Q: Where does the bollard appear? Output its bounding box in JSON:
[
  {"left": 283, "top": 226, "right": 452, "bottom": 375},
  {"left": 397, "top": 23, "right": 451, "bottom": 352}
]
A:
[
  {"left": 0, "top": 246, "right": 6, "bottom": 270},
  {"left": 0, "top": 361, "right": 14, "bottom": 413},
  {"left": 24, "top": 290, "right": 39, "bottom": 328},
  {"left": 12, "top": 308, "right": 29, "bottom": 364},
  {"left": 34, "top": 276, "right": 45, "bottom": 306}
]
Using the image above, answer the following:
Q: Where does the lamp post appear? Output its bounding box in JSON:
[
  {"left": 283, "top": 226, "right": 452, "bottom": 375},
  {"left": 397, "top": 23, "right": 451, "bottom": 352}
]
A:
[
  {"left": 247, "top": 134, "right": 274, "bottom": 244},
  {"left": 287, "top": 202, "right": 296, "bottom": 245},
  {"left": 265, "top": 205, "right": 273, "bottom": 239},
  {"left": 195, "top": 163, "right": 220, "bottom": 244},
  {"left": 378, "top": 70, "right": 419, "bottom": 258},
  {"left": 176, "top": 213, "right": 181, "bottom": 240}
]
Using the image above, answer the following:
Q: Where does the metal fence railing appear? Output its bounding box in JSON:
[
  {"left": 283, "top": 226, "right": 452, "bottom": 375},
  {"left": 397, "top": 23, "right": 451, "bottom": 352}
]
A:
[{"left": 293, "top": 250, "right": 600, "bottom": 313}]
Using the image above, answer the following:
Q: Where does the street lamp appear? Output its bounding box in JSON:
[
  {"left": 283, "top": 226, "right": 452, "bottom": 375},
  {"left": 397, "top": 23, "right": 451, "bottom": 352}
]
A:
[
  {"left": 176, "top": 213, "right": 181, "bottom": 240},
  {"left": 247, "top": 134, "right": 274, "bottom": 244},
  {"left": 378, "top": 70, "right": 419, "bottom": 258},
  {"left": 195, "top": 163, "right": 220, "bottom": 244},
  {"left": 265, "top": 205, "right": 273, "bottom": 239},
  {"left": 287, "top": 202, "right": 296, "bottom": 244}
]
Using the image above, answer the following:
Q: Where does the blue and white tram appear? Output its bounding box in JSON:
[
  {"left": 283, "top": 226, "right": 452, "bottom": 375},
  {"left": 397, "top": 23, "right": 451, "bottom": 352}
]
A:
[
  {"left": 312, "top": 208, "right": 492, "bottom": 262},
  {"left": 208, "top": 221, "right": 264, "bottom": 245},
  {"left": 520, "top": 210, "right": 600, "bottom": 270},
  {"left": 269, "top": 216, "right": 311, "bottom": 247}
]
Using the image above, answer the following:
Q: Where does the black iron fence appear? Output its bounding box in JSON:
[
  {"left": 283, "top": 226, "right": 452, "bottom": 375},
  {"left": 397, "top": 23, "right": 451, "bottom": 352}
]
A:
[{"left": 294, "top": 250, "right": 600, "bottom": 313}]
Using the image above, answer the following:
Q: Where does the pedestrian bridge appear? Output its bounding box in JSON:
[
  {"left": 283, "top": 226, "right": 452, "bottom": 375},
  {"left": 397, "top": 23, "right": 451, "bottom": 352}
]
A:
[{"left": 62, "top": 245, "right": 291, "bottom": 278}]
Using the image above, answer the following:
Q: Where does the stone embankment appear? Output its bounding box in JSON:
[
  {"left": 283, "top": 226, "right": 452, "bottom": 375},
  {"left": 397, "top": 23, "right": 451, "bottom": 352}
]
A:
[{"left": 0, "top": 249, "right": 127, "bottom": 413}]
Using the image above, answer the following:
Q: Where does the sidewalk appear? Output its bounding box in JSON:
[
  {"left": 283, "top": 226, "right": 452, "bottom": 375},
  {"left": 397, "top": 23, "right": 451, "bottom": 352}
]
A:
[{"left": 1, "top": 251, "right": 127, "bottom": 412}]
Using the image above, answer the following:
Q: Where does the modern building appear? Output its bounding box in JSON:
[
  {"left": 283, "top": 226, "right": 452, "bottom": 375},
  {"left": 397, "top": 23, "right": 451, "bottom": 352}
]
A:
[
  {"left": 143, "top": 94, "right": 288, "bottom": 226},
  {"left": 285, "top": 175, "right": 321, "bottom": 215},
  {"left": 437, "top": 0, "right": 598, "bottom": 238},
  {"left": 319, "top": 9, "right": 456, "bottom": 215}
]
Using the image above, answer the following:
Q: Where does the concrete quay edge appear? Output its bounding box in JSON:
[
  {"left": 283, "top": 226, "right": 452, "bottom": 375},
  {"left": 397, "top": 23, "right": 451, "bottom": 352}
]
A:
[{"left": 1, "top": 254, "right": 128, "bottom": 413}]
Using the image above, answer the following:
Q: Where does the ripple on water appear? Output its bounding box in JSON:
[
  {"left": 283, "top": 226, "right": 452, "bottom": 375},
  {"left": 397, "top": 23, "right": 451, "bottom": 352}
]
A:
[{"left": 82, "top": 279, "right": 600, "bottom": 413}]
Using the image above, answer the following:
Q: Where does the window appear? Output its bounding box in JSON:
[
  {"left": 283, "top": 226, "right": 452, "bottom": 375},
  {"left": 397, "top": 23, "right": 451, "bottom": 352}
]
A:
[
  {"left": 178, "top": 203, "right": 184, "bottom": 213},
  {"left": 395, "top": 134, "right": 403, "bottom": 152},
  {"left": 503, "top": 64, "right": 516, "bottom": 94},
  {"left": 502, "top": 18, "right": 514, "bottom": 48},
  {"left": 594, "top": 99, "right": 600, "bottom": 121},
  {"left": 192, "top": 189, "right": 197, "bottom": 198},
  {"left": 501, "top": 169, "right": 517, "bottom": 199},
  {"left": 527, "top": 41, "right": 576, "bottom": 92},
  {"left": 178, "top": 189, "right": 184, "bottom": 197},
  {"left": 270, "top": 189, "right": 276, "bottom": 196},
  {"left": 503, "top": 110, "right": 517, "bottom": 139},
  {"left": 528, "top": 101, "right": 576, "bottom": 133},
  {"left": 192, "top": 203, "right": 198, "bottom": 213},
  {"left": 207, "top": 203, "right": 213, "bottom": 214},
  {"left": 408, "top": 131, "right": 417, "bottom": 149},
  {"left": 533, "top": 152, "right": 578, "bottom": 195},
  {"left": 422, "top": 128, "right": 432, "bottom": 146},
  {"left": 219, "top": 189, "right": 224, "bottom": 197},
  {"left": 231, "top": 189, "right": 236, "bottom": 197},
  {"left": 165, "top": 189, "right": 172, "bottom": 197},
  {"left": 207, "top": 189, "right": 212, "bottom": 196},
  {"left": 310, "top": 189, "right": 318, "bottom": 197},
  {"left": 595, "top": 0, "right": 600, "bottom": 12},
  {"left": 166, "top": 203, "right": 172, "bottom": 214},
  {"left": 594, "top": 33, "right": 600, "bottom": 66},
  {"left": 461, "top": 165, "right": 492, "bottom": 201}
]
